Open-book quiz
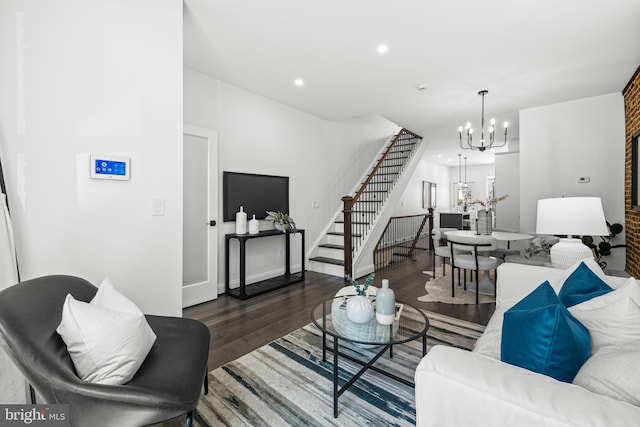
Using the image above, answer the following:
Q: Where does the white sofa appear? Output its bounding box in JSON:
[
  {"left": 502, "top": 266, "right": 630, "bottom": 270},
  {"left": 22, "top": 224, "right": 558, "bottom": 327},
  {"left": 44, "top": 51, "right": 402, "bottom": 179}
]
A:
[{"left": 415, "top": 261, "right": 640, "bottom": 427}]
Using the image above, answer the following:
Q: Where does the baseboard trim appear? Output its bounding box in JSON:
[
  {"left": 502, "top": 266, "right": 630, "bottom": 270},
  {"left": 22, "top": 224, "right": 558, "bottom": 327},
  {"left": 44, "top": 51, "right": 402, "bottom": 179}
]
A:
[{"left": 183, "top": 281, "right": 218, "bottom": 308}]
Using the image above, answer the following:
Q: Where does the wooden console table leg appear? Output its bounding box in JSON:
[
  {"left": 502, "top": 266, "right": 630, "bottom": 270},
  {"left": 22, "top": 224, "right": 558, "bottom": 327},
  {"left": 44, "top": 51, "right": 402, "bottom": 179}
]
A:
[
  {"left": 285, "top": 231, "right": 291, "bottom": 275},
  {"left": 239, "top": 238, "right": 247, "bottom": 299},
  {"left": 225, "top": 236, "right": 231, "bottom": 294},
  {"left": 301, "top": 230, "right": 305, "bottom": 279}
]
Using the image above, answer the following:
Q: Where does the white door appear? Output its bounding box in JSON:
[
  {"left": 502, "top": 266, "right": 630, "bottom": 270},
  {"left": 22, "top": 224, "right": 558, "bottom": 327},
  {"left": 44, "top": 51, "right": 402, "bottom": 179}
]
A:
[{"left": 182, "top": 126, "right": 218, "bottom": 307}]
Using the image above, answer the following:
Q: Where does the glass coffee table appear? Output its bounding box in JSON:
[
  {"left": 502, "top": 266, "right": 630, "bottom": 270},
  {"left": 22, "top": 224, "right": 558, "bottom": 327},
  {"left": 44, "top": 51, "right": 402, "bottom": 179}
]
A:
[{"left": 310, "top": 296, "right": 429, "bottom": 418}]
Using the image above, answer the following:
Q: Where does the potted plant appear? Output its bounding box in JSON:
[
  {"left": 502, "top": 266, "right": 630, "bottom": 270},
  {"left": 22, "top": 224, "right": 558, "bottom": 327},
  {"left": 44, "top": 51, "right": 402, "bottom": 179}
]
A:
[
  {"left": 266, "top": 211, "right": 297, "bottom": 233},
  {"left": 343, "top": 273, "right": 375, "bottom": 324},
  {"left": 581, "top": 222, "right": 625, "bottom": 270}
]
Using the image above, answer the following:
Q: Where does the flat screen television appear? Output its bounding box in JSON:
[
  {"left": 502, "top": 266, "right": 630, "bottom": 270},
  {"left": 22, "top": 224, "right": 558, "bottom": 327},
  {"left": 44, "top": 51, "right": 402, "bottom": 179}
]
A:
[{"left": 222, "top": 171, "right": 289, "bottom": 222}]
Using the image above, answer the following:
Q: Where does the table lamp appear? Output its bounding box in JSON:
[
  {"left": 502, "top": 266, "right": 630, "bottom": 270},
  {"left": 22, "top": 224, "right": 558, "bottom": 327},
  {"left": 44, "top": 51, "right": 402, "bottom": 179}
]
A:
[{"left": 535, "top": 197, "right": 609, "bottom": 269}]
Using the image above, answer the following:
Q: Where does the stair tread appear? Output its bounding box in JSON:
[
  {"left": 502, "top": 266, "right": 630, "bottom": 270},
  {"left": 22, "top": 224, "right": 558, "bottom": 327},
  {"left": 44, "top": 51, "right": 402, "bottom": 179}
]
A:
[
  {"left": 335, "top": 220, "right": 368, "bottom": 225},
  {"left": 327, "top": 231, "right": 363, "bottom": 237},
  {"left": 310, "top": 256, "right": 344, "bottom": 266},
  {"left": 319, "top": 243, "right": 344, "bottom": 250}
]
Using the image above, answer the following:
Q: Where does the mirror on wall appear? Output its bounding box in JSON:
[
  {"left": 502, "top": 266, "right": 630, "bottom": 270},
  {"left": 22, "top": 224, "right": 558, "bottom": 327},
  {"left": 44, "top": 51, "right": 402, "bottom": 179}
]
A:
[
  {"left": 633, "top": 131, "right": 640, "bottom": 209},
  {"left": 423, "top": 181, "right": 437, "bottom": 209}
]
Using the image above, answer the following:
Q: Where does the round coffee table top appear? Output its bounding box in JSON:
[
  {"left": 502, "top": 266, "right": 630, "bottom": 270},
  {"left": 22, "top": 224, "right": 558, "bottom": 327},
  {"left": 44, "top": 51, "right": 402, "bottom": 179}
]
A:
[{"left": 310, "top": 296, "right": 429, "bottom": 346}]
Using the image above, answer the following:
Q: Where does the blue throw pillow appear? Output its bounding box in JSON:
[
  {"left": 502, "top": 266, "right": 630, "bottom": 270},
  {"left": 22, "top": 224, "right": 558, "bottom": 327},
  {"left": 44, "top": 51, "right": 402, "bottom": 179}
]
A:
[
  {"left": 558, "top": 262, "right": 613, "bottom": 307},
  {"left": 501, "top": 281, "right": 591, "bottom": 383}
]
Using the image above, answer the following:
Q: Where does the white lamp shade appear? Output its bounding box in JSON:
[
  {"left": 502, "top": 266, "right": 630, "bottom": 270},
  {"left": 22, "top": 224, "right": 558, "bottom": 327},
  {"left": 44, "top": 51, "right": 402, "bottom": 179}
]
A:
[{"left": 536, "top": 197, "right": 609, "bottom": 237}]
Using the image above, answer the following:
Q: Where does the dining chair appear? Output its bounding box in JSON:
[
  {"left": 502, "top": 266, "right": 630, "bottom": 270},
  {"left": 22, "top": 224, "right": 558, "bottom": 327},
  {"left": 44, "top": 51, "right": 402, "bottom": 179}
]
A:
[
  {"left": 431, "top": 228, "right": 464, "bottom": 278},
  {"left": 447, "top": 233, "right": 500, "bottom": 304},
  {"left": 0, "top": 275, "right": 210, "bottom": 427}
]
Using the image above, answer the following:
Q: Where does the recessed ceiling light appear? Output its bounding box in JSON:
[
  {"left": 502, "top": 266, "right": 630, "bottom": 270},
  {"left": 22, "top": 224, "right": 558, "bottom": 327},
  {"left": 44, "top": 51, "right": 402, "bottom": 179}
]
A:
[
  {"left": 294, "top": 78, "right": 304, "bottom": 87},
  {"left": 437, "top": 154, "right": 442, "bottom": 158},
  {"left": 377, "top": 44, "right": 388, "bottom": 54},
  {"left": 417, "top": 84, "right": 428, "bottom": 91}
]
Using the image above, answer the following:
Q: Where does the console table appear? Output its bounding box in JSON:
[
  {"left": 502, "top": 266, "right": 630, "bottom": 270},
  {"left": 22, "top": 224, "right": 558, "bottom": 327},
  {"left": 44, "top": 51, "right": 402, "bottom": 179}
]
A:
[{"left": 225, "top": 229, "right": 305, "bottom": 300}]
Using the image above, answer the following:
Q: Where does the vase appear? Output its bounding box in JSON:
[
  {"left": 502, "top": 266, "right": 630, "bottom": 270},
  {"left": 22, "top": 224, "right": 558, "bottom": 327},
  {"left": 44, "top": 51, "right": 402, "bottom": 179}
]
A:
[
  {"left": 476, "top": 209, "right": 493, "bottom": 235},
  {"left": 248, "top": 214, "right": 260, "bottom": 234},
  {"left": 235, "top": 206, "right": 247, "bottom": 234},
  {"left": 346, "top": 295, "right": 373, "bottom": 324},
  {"left": 375, "top": 279, "right": 395, "bottom": 325}
]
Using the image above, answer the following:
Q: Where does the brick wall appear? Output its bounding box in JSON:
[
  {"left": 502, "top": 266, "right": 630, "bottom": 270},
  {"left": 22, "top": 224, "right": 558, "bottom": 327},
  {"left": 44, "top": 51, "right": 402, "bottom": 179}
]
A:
[{"left": 624, "top": 65, "right": 640, "bottom": 276}]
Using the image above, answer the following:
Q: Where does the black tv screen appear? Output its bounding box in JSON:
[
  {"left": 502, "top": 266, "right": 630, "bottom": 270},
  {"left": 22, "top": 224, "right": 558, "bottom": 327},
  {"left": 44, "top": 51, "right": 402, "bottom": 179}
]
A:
[{"left": 223, "top": 172, "right": 290, "bottom": 222}]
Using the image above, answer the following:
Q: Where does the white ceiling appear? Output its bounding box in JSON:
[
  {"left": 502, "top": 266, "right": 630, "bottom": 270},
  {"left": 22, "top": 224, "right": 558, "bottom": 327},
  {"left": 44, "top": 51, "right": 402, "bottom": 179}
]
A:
[{"left": 183, "top": 0, "right": 640, "bottom": 166}]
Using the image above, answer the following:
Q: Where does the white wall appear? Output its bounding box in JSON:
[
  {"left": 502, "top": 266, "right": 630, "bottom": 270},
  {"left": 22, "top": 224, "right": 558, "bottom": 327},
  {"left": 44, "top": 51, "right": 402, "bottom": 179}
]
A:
[
  {"left": 184, "top": 68, "right": 399, "bottom": 288},
  {"left": 519, "top": 93, "right": 626, "bottom": 271},
  {"left": 495, "top": 152, "right": 520, "bottom": 231},
  {"left": 0, "top": 0, "right": 183, "bottom": 315},
  {"left": 394, "top": 155, "right": 450, "bottom": 223}
]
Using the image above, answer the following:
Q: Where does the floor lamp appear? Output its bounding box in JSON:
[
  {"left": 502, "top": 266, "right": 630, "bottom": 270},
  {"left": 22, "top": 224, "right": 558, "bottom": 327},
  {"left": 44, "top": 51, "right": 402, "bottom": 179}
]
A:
[{"left": 535, "top": 197, "right": 609, "bottom": 269}]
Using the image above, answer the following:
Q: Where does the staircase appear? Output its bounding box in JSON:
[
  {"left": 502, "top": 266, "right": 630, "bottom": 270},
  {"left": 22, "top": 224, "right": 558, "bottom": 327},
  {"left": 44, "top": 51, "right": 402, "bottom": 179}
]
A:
[{"left": 309, "top": 129, "right": 423, "bottom": 277}]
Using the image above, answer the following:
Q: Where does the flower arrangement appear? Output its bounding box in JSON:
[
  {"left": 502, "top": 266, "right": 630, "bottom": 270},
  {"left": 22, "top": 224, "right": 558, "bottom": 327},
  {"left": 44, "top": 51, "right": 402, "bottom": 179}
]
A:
[
  {"left": 344, "top": 272, "right": 375, "bottom": 296},
  {"left": 470, "top": 194, "right": 509, "bottom": 210},
  {"left": 266, "top": 211, "right": 297, "bottom": 233}
]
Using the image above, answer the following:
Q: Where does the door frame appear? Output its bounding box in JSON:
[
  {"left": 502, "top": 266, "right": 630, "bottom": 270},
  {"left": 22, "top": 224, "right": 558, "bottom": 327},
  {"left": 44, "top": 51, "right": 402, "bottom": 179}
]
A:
[{"left": 182, "top": 125, "right": 218, "bottom": 308}]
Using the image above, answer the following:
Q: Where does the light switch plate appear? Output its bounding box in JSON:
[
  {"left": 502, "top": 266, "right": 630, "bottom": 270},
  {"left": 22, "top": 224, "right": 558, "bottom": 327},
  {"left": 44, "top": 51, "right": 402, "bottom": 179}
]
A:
[{"left": 152, "top": 198, "right": 165, "bottom": 216}]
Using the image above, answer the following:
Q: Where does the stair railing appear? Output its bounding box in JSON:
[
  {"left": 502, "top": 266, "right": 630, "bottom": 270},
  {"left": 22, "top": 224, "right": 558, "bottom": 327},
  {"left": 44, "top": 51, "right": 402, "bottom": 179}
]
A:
[
  {"left": 373, "top": 210, "right": 433, "bottom": 274},
  {"left": 342, "top": 128, "right": 422, "bottom": 278}
]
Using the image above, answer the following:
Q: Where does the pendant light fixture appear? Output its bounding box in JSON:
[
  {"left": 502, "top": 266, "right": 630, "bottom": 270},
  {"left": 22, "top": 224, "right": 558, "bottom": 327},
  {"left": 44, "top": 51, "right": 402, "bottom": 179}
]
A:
[
  {"left": 464, "top": 156, "right": 468, "bottom": 184},
  {"left": 458, "top": 90, "right": 508, "bottom": 152}
]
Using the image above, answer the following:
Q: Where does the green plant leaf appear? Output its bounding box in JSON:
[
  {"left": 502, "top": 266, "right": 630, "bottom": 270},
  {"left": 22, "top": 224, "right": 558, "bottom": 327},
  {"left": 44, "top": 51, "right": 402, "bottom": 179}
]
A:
[
  {"left": 610, "top": 223, "right": 623, "bottom": 235},
  {"left": 582, "top": 236, "right": 595, "bottom": 247},
  {"left": 598, "top": 241, "right": 612, "bottom": 256}
]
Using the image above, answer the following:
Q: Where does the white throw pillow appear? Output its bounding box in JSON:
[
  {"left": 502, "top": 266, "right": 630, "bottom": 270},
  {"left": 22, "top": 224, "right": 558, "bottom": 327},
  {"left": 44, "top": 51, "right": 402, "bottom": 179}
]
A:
[
  {"left": 573, "top": 341, "right": 640, "bottom": 406},
  {"left": 56, "top": 279, "right": 156, "bottom": 385},
  {"left": 568, "top": 277, "right": 640, "bottom": 353},
  {"left": 91, "top": 277, "right": 144, "bottom": 315}
]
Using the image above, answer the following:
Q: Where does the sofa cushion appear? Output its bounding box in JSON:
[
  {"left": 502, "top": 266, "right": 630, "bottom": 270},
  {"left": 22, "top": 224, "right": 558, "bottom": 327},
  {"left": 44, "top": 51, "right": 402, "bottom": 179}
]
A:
[
  {"left": 573, "top": 341, "right": 640, "bottom": 406},
  {"left": 549, "top": 258, "right": 606, "bottom": 292},
  {"left": 568, "top": 277, "right": 640, "bottom": 353},
  {"left": 501, "top": 281, "right": 591, "bottom": 383},
  {"left": 557, "top": 262, "right": 613, "bottom": 307},
  {"left": 91, "top": 277, "right": 146, "bottom": 314},
  {"left": 56, "top": 278, "right": 157, "bottom": 385}
]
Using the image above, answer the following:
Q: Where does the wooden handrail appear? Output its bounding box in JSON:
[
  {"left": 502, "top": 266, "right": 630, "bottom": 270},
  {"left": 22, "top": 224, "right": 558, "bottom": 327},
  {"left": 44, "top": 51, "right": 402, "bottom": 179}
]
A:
[
  {"left": 342, "top": 128, "right": 423, "bottom": 278},
  {"left": 372, "top": 211, "right": 434, "bottom": 273},
  {"left": 352, "top": 129, "right": 422, "bottom": 202},
  {"left": 342, "top": 195, "right": 354, "bottom": 279}
]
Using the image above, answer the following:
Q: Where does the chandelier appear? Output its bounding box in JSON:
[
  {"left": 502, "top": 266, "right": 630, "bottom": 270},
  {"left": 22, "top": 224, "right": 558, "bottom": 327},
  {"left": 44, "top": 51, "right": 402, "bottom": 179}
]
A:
[{"left": 458, "top": 90, "right": 508, "bottom": 152}]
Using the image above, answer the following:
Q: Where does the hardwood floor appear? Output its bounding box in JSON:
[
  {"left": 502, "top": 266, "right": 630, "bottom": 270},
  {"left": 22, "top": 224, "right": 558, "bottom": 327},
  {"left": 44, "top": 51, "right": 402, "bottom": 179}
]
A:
[{"left": 183, "top": 252, "right": 495, "bottom": 370}]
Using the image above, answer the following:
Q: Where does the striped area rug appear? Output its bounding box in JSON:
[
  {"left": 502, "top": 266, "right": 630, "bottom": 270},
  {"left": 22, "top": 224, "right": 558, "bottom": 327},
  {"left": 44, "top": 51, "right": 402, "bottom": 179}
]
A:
[{"left": 195, "top": 311, "right": 485, "bottom": 427}]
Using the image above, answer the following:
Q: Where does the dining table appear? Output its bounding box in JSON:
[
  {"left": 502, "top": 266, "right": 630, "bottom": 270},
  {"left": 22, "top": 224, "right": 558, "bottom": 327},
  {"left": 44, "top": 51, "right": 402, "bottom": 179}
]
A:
[{"left": 443, "top": 230, "right": 534, "bottom": 295}]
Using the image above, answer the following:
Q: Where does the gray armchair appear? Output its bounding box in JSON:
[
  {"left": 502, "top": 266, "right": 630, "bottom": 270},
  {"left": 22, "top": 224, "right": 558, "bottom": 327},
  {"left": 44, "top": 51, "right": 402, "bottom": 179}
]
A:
[{"left": 0, "top": 275, "right": 209, "bottom": 427}]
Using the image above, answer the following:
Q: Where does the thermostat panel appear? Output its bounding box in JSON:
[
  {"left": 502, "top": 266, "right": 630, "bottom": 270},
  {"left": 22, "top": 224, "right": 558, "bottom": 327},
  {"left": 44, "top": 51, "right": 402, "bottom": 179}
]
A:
[{"left": 90, "top": 155, "right": 130, "bottom": 180}]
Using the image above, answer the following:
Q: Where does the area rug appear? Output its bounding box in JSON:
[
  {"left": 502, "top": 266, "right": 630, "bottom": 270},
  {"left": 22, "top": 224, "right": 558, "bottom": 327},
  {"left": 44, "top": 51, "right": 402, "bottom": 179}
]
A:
[
  {"left": 194, "top": 310, "right": 485, "bottom": 427},
  {"left": 418, "top": 265, "right": 496, "bottom": 304}
]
